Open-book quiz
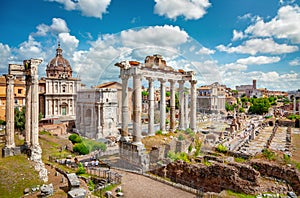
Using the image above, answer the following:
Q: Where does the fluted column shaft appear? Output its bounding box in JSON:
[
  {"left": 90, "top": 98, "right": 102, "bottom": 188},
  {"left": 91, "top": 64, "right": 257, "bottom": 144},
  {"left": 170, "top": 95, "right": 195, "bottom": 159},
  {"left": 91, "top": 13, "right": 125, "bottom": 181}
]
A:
[
  {"left": 25, "top": 76, "right": 32, "bottom": 147},
  {"left": 5, "top": 75, "right": 15, "bottom": 148},
  {"left": 121, "top": 75, "right": 129, "bottom": 141},
  {"left": 190, "top": 80, "right": 197, "bottom": 131},
  {"left": 178, "top": 80, "right": 185, "bottom": 130},
  {"left": 184, "top": 91, "right": 189, "bottom": 129},
  {"left": 133, "top": 74, "right": 142, "bottom": 144},
  {"left": 147, "top": 78, "right": 155, "bottom": 136},
  {"left": 169, "top": 80, "right": 176, "bottom": 131},
  {"left": 159, "top": 79, "right": 166, "bottom": 133},
  {"left": 31, "top": 63, "right": 40, "bottom": 146}
]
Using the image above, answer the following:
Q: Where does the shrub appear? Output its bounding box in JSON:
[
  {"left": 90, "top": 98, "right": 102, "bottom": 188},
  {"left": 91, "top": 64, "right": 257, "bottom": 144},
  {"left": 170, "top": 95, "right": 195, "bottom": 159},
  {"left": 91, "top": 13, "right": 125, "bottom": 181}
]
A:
[
  {"left": 234, "top": 157, "right": 246, "bottom": 163},
  {"left": 0, "top": 119, "right": 6, "bottom": 125},
  {"left": 88, "top": 179, "right": 95, "bottom": 191},
  {"left": 73, "top": 143, "right": 89, "bottom": 155},
  {"left": 167, "top": 151, "right": 190, "bottom": 162},
  {"left": 91, "top": 142, "right": 107, "bottom": 152},
  {"left": 178, "top": 134, "right": 185, "bottom": 141},
  {"left": 194, "top": 140, "right": 202, "bottom": 157},
  {"left": 216, "top": 144, "right": 227, "bottom": 153},
  {"left": 262, "top": 149, "right": 276, "bottom": 160},
  {"left": 283, "top": 153, "right": 291, "bottom": 164},
  {"left": 155, "top": 130, "right": 162, "bottom": 135},
  {"left": 203, "top": 159, "right": 212, "bottom": 166},
  {"left": 76, "top": 162, "right": 85, "bottom": 175},
  {"left": 188, "top": 143, "right": 193, "bottom": 153},
  {"left": 69, "top": 134, "right": 82, "bottom": 144}
]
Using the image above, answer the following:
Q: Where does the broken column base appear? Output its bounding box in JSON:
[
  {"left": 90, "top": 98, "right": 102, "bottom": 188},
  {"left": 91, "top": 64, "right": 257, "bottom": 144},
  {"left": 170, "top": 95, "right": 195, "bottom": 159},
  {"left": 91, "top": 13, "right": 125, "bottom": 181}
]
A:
[
  {"left": 119, "top": 141, "right": 149, "bottom": 172},
  {"left": 30, "top": 144, "right": 48, "bottom": 183},
  {"left": 2, "top": 146, "right": 21, "bottom": 157}
]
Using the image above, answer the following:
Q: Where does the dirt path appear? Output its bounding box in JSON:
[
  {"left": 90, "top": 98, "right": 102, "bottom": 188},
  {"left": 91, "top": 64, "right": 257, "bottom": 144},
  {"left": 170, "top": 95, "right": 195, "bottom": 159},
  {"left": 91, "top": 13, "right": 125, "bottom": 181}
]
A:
[{"left": 113, "top": 169, "right": 195, "bottom": 198}]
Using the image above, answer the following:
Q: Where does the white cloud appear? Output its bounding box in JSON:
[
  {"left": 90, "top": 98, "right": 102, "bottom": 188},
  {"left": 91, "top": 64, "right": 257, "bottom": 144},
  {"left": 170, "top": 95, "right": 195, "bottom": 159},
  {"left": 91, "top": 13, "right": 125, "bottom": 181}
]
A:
[
  {"left": 0, "top": 43, "right": 12, "bottom": 72},
  {"left": 216, "top": 38, "right": 298, "bottom": 55},
  {"left": 236, "top": 56, "right": 281, "bottom": 65},
  {"left": 154, "top": 0, "right": 211, "bottom": 20},
  {"left": 58, "top": 33, "right": 79, "bottom": 56},
  {"left": 289, "top": 58, "right": 300, "bottom": 66},
  {"left": 220, "top": 63, "right": 248, "bottom": 72},
  {"left": 232, "top": 30, "right": 245, "bottom": 41},
  {"left": 33, "top": 18, "right": 69, "bottom": 36},
  {"left": 17, "top": 36, "right": 45, "bottom": 61},
  {"left": 245, "top": 5, "right": 300, "bottom": 44},
  {"left": 120, "top": 25, "right": 189, "bottom": 48},
  {"left": 48, "top": 0, "right": 111, "bottom": 19},
  {"left": 196, "top": 46, "right": 215, "bottom": 55}
]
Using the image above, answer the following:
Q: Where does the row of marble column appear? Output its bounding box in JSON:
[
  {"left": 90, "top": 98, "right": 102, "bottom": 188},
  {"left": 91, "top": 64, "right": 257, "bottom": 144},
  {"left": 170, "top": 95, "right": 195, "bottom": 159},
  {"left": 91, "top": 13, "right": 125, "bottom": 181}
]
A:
[
  {"left": 5, "top": 61, "right": 41, "bottom": 151},
  {"left": 120, "top": 74, "right": 197, "bottom": 145}
]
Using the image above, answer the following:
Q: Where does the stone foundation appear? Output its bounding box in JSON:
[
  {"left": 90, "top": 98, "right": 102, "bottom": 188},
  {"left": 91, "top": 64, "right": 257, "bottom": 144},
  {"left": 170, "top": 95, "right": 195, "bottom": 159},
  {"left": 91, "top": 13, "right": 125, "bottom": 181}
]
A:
[
  {"left": 119, "top": 141, "right": 149, "bottom": 171},
  {"left": 2, "top": 146, "right": 21, "bottom": 157}
]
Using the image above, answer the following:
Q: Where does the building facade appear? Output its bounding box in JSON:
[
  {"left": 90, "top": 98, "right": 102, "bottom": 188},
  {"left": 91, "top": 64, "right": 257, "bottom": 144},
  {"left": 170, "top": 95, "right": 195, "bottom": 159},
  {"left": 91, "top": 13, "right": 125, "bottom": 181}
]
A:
[
  {"left": 76, "top": 88, "right": 118, "bottom": 139},
  {"left": 0, "top": 76, "right": 26, "bottom": 121},
  {"left": 43, "top": 44, "right": 80, "bottom": 121},
  {"left": 197, "top": 82, "right": 226, "bottom": 114}
]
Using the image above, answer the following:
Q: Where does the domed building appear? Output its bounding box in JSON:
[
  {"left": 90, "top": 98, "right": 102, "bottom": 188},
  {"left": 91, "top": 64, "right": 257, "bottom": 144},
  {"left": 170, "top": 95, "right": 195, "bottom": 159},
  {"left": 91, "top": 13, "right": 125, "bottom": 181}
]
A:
[{"left": 43, "top": 43, "right": 81, "bottom": 121}]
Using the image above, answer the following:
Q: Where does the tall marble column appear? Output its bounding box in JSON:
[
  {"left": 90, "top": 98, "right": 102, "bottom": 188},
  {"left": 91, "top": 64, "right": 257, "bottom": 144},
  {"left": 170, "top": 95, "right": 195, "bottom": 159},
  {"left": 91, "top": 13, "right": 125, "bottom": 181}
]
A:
[
  {"left": 121, "top": 75, "right": 129, "bottom": 141},
  {"left": 184, "top": 91, "right": 189, "bottom": 129},
  {"left": 5, "top": 74, "right": 15, "bottom": 148},
  {"left": 190, "top": 80, "right": 197, "bottom": 131},
  {"left": 159, "top": 79, "right": 166, "bottom": 133},
  {"left": 133, "top": 74, "right": 142, "bottom": 144},
  {"left": 147, "top": 77, "right": 155, "bottom": 136},
  {"left": 30, "top": 59, "right": 42, "bottom": 146},
  {"left": 25, "top": 75, "right": 32, "bottom": 147},
  {"left": 169, "top": 80, "right": 176, "bottom": 131},
  {"left": 178, "top": 80, "right": 185, "bottom": 130},
  {"left": 294, "top": 97, "right": 296, "bottom": 114}
]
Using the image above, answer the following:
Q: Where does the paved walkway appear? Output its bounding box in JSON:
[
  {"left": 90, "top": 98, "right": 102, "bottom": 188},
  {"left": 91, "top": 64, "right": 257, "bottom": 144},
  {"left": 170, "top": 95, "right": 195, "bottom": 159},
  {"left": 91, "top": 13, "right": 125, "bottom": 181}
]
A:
[{"left": 113, "top": 169, "right": 195, "bottom": 198}]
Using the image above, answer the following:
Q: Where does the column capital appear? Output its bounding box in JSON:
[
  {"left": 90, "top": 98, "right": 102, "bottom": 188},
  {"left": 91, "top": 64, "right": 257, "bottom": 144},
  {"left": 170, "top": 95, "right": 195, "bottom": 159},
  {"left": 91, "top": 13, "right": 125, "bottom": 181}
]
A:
[
  {"left": 178, "top": 80, "right": 185, "bottom": 85},
  {"left": 5, "top": 74, "right": 15, "bottom": 83},
  {"left": 190, "top": 80, "right": 197, "bottom": 85},
  {"left": 168, "top": 79, "right": 176, "bottom": 84},
  {"left": 146, "top": 77, "right": 155, "bottom": 82},
  {"left": 158, "top": 78, "right": 166, "bottom": 84}
]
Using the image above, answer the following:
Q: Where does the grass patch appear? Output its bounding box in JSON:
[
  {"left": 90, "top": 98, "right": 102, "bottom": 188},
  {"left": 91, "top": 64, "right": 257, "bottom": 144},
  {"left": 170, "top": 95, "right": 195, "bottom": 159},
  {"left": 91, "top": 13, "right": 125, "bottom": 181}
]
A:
[
  {"left": 226, "top": 190, "right": 255, "bottom": 198},
  {"left": 234, "top": 157, "right": 247, "bottom": 163},
  {"left": 0, "top": 152, "right": 42, "bottom": 198}
]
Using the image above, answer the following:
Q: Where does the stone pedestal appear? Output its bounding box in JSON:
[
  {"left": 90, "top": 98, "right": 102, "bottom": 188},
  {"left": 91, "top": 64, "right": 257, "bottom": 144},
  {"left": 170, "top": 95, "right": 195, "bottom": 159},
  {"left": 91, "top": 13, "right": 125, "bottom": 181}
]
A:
[{"left": 2, "top": 146, "right": 21, "bottom": 157}]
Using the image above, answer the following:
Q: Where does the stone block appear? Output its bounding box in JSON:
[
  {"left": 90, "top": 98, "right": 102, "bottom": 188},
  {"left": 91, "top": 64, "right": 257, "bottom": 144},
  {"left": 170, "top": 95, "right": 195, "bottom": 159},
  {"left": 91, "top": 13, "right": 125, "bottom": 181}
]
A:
[
  {"left": 67, "top": 173, "right": 80, "bottom": 190},
  {"left": 67, "top": 188, "right": 86, "bottom": 198},
  {"left": 2, "top": 146, "right": 21, "bottom": 157}
]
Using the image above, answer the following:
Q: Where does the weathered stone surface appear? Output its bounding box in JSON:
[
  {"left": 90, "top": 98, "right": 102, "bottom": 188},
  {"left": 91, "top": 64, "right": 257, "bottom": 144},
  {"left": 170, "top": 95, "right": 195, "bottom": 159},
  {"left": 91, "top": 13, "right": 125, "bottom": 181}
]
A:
[
  {"left": 251, "top": 160, "right": 300, "bottom": 196},
  {"left": 67, "top": 173, "right": 80, "bottom": 190},
  {"left": 152, "top": 160, "right": 260, "bottom": 195},
  {"left": 23, "top": 187, "right": 30, "bottom": 194},
  {"left": 40, "top": 183, "right": 53, "bottom": 197},
  {"left": 67, "top": 188, "right": 86, "bottom": 198}
]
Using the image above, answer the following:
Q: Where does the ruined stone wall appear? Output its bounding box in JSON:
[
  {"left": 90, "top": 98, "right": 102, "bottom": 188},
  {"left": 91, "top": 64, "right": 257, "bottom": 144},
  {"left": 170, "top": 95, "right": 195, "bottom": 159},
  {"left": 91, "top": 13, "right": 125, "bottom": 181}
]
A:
[
  {"left": 152, "top": 160, "right": 260, "bottom": 195},
  {"left": 250, "top": 160, "right": 300, "bottom": 195}
]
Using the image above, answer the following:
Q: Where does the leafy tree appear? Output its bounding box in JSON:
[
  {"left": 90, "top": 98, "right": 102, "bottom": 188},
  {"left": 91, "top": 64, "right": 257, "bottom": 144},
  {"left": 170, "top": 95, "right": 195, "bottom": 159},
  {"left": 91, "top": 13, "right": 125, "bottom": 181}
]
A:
[
  {"left": 69, "top": 134, "right": 82, "bottom": 144},
  {"left": 248, "top": 98, "right": 271, "bottom": 115},
  {"left": 76, "top": 162, "right": 86, "bottom": 175},
  {"left": 0, "top": 120, "right": 6, "bottom": 125},
  {"left": 15, "top": 107, "right": 25, "bottom": 132},
  {"left": 142, "top": 90, "right": 148, "bottom": 96},
  {"left": 73, "top": 143, "right": 89, "bottom": 155},
  {"left": 166, "top": 91, "right": 171, "bottom": 97}
]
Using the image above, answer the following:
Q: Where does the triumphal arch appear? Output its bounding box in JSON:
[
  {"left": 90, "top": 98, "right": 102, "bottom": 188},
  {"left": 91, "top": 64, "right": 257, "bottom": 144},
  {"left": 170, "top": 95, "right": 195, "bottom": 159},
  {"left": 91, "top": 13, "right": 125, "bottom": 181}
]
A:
[{"left": 115, "top": 54, "right": 197, "bottom": 170}]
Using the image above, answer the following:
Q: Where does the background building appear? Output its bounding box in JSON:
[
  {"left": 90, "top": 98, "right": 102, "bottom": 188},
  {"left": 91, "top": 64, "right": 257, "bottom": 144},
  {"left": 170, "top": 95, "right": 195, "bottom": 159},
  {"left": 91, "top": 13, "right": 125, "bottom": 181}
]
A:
[
  {"left": 41, "top": 44, "right": 81, "bottom": 122},
  {"left": 0, "top": 76, "right": 26, "bottom": 121},
  {"left": 76, "top": 88, "right": 118, "bottom": 139},
  {"left": 197, "top": 82, "right": 226, "bottom": 114}
]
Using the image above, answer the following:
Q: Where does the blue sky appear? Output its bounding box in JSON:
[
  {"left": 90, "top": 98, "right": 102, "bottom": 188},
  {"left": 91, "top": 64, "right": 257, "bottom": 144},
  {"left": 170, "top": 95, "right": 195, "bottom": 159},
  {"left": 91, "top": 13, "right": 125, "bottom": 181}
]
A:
[{"left": 1, "top": 0, "right": 300, "bottom": 91}]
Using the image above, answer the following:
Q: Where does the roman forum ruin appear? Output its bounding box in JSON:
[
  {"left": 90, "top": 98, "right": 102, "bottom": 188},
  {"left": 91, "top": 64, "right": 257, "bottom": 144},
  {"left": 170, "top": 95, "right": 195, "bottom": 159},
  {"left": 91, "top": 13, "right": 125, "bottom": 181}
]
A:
[
  {"left": 115, "top": 54, "right": 197, "bottom": 170},
  {"left": 2, "top": 59, "right": 48, "bottom": 182}
]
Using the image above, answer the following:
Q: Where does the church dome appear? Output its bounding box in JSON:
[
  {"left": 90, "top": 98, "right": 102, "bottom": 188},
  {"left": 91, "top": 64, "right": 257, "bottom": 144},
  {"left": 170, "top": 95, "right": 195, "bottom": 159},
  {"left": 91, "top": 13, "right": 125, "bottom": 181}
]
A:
[{"left": 46, "top": 43, "right": 72, "bottom": 78}]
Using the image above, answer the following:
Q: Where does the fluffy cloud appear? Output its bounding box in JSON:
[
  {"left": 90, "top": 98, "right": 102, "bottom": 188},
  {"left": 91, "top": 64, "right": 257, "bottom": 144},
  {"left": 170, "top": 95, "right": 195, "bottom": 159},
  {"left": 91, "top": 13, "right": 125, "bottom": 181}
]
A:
[
  {"left": 196, "top": 47, "right": 215, "bottom": 55},
  {"left": 58, "top": 33, "right": 79, "bottom": 57},
  {"left": 48, "top": 0, "right": 111, "bottom": 19},
  {"left": 236, "top": 56, "right": 281, "bottom": 65},
  {"left": 0, "top": 43, "right": 13, "bottom": 71},
  {"left": 34, "top": 18, "right": 69, "bottom": 36},
  {"left": 216, "top": 38, "right": 298, "bottom": 55},
  {"left": 245, "top": 5, "right": 300, "bottom": 44},
  {"left": 232, "top": 30, "right": 245, "bottom": 41},
  {"left": 120, "top": 25, "right": 188, "bottom": 48},
  {"left": 221, "top": 70, "right": 300, "bottom": 90},
  {"left": 17, "top": 36, "right": 45, "bottom": 61},
  {"left": 154, "top": 0, "right": 211, "bottom": 20},
  {"left": 289, "top": 58, "right": 300, "bottom": 66}
]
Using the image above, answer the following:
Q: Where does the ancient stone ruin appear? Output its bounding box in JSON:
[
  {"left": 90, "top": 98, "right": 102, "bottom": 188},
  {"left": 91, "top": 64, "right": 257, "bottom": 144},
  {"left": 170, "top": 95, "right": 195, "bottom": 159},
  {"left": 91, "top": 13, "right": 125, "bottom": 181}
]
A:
[
  {"left": 115, "top": 54, "right": 197, "bottom": 171},
  {"left": 2, "top": 59, "right": 48, "bottom": 182}
]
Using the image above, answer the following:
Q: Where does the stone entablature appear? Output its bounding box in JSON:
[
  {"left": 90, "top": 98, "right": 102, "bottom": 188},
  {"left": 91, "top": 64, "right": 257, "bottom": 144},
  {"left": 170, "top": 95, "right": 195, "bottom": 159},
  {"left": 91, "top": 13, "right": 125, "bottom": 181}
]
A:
[{"left": 76, "top": 88, "right": 118, "bottom": 139}]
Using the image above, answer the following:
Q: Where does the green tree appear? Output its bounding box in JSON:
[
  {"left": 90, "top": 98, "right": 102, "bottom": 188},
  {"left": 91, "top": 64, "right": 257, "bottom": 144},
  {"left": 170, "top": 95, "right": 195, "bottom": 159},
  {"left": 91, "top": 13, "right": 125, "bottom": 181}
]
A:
[
  {"left": 248, "top": 98, "right": 271, "bottom": 115},
  {"left": 142, "top": 90, "right": 148, "bottom": 97},
  {"left": 15, "top": 107, "right": 25, "bottom": 132},
  {"left": 166, "top": 91, "right": 170, "bottom": 97}
]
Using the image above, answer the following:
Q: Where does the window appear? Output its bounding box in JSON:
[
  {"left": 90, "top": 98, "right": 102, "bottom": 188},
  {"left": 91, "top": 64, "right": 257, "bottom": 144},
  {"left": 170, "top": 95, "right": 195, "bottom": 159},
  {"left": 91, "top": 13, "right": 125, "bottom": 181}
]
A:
[
  {"left": 62, "top": 86, "right": 66, "bottom": 93},
  {"left": 15, "top": 99, "right": 18, "bottom": 104},
  {"left": 18, "top": 89, "right": 22, "bottom": 94}
]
